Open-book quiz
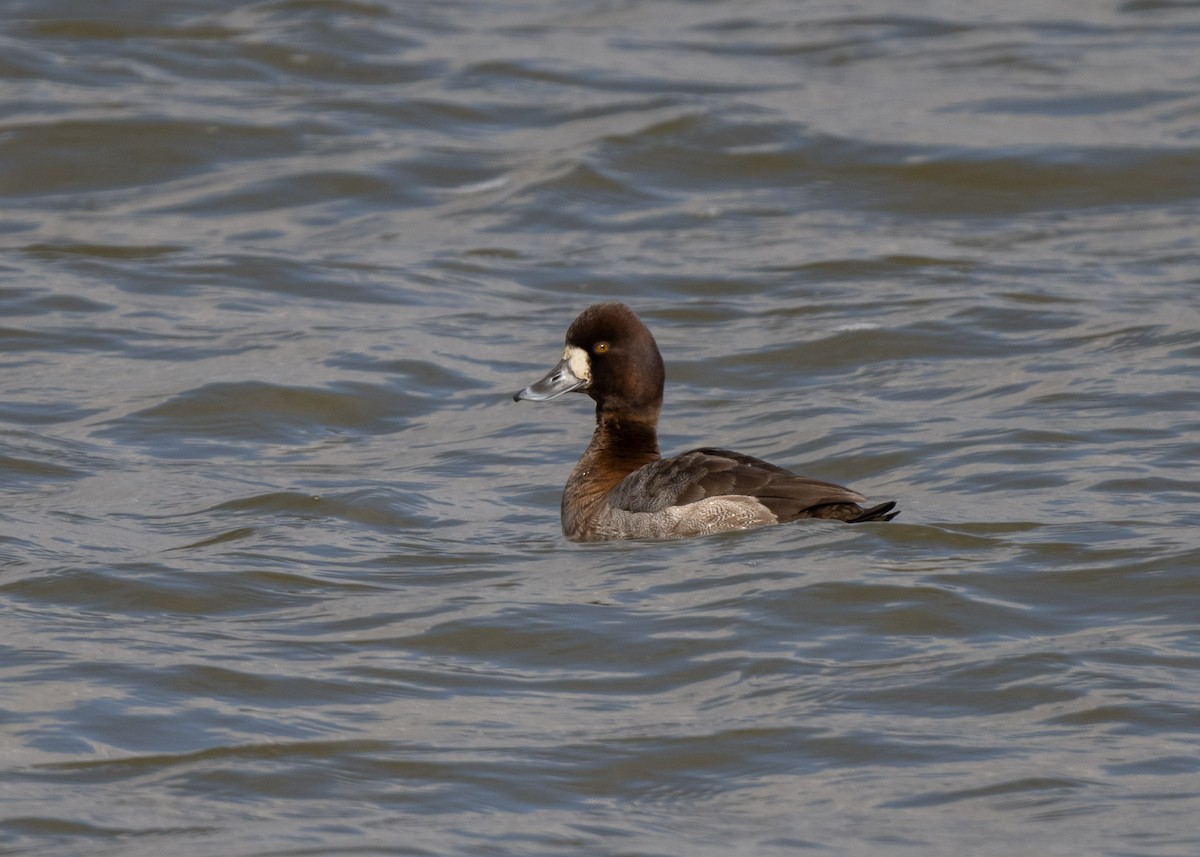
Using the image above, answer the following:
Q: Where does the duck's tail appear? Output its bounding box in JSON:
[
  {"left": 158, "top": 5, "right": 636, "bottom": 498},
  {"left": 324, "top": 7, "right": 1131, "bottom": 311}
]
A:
[{"left": 847, "top": 501, "right": 899, "bottom": 523}]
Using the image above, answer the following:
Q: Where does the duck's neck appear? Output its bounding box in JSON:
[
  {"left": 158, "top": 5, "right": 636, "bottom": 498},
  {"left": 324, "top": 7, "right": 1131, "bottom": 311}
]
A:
[
  {"left": 593, "top": 404, "right": 660, "bottom": 465},
  {"left": 566, "top": 406, "right": 661, "bottom": 496}
]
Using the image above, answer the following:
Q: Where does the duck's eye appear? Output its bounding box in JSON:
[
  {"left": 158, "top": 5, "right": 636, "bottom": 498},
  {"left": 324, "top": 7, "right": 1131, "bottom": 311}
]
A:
[{"left": 594, "top": 342, "right": 610, "bottom": 355}]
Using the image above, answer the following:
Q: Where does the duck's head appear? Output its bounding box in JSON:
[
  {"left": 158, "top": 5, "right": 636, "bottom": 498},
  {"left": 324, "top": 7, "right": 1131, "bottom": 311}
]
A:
[{"left": 514, "top": 302, "right": 665, "bottom": 416}]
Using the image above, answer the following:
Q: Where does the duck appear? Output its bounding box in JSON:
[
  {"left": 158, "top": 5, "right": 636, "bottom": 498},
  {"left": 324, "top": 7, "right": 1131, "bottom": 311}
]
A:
[{"left": 514, "top": 302, "right": 898, "bottom": 541}]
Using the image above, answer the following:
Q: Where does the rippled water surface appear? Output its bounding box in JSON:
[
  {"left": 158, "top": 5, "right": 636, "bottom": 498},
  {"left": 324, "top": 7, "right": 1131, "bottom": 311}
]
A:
[{"left": 3, "top": 1, "right": 1200, "bottom": 855}]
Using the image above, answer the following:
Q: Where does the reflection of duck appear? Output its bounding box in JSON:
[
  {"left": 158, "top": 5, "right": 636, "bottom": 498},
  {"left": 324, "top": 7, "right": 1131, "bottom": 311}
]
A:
[{"left": 514, "top": 302, "right": 898, "bottom": 541}]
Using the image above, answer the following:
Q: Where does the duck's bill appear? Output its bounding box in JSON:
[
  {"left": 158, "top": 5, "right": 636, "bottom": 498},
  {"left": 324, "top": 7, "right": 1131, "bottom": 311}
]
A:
[{"left": 513, "top": 357, "right": 588, "bottom": 402}]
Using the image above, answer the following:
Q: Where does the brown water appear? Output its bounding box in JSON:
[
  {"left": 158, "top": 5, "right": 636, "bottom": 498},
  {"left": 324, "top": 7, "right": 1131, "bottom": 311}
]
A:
[{"left": 2, "top": 1, "right": 1199, "bottom": 855}]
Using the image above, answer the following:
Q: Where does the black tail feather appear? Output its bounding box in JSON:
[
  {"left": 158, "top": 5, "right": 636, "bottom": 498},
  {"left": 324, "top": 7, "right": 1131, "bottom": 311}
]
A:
[{"left": 848, "top": 501, "right": 898, "bottom": 523}]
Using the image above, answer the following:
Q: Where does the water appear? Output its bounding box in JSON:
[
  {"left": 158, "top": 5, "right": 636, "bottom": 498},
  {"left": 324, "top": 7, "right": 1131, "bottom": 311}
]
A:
[{"left": 2, "top": 1, "right": 1199, "bottom": 855}]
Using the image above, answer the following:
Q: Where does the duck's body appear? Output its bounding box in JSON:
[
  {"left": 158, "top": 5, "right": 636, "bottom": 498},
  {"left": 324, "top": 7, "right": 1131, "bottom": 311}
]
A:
[{"left": 514, "top": 302, "right": 897, "bottom": 542}]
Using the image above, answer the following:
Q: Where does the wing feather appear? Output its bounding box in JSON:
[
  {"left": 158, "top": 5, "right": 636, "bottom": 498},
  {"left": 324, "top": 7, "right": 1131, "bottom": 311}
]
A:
[{"left": 607, "top": 447, "right": 876, "bottom": 522}]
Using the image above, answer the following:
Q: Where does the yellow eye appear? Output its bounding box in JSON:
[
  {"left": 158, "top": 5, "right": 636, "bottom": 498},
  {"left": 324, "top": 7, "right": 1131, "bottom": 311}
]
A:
[{"left": 594, "top": 342, "right": 610, "bottom": 354}]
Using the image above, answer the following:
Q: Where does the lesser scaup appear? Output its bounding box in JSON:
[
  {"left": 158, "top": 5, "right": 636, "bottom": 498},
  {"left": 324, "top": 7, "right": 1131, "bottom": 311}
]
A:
[{"left": 514, "top": 302, "right": 898, "bottom": 541}]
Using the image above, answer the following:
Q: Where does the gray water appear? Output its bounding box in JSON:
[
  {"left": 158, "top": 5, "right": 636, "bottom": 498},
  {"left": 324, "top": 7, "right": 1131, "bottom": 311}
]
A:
[{"left": 2, "top": 1, "right": 1199, "bottom": 855}]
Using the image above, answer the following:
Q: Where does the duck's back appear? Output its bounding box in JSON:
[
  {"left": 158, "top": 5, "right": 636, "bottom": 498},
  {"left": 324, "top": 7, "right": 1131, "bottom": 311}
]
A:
[
  {"left": 564, "top": 447, "right": 894, "bottom": 541},
  {"left": 614, "top": 446, "right": 871, "bottom": 514}
]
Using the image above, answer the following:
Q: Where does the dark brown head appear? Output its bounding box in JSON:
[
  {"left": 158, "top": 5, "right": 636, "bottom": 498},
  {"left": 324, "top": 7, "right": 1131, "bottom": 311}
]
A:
[{"left": 513, "top": 302, "right": 665, "bottom": 419}]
